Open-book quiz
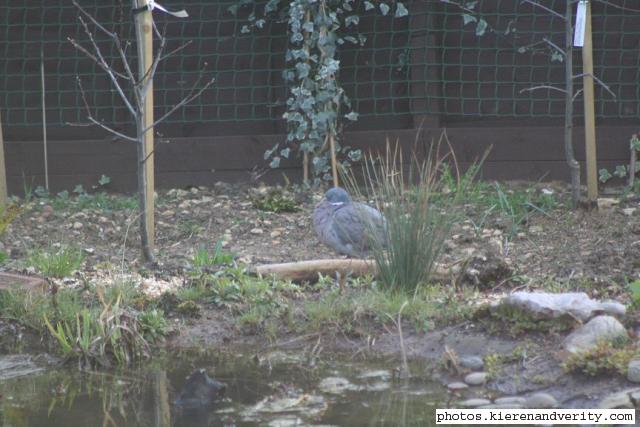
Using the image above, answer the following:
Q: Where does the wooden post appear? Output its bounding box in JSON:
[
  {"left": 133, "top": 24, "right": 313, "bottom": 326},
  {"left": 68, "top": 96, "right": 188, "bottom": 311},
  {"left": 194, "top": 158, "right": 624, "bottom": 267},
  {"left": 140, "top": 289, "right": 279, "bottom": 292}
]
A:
[
  {"left": 134, "top": 0, "right": 155, "bottom": 253},
  {"left": 328, "top": 133, "right": 339, "bottom": 187},
  {"left": 581, "top": 1, "right": 598, "bottom": 202},
  {"left": 0, "top": 111, "right": 7, "bottom": 209},
  {"left": 41, "top": 49, "right": 49, "bottom": 192}
]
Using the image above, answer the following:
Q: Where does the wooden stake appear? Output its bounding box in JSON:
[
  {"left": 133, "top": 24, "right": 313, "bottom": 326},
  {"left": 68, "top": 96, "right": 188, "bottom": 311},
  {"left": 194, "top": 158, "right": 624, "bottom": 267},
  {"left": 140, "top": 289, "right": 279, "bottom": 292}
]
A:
[
  {"left": 134, "top": 0, "right": 155, "bottom": 253},
  {"left": 328, "top": 133, "right": 339, "bottom": 188},
  {"left": 582, "top": 1, "right": 598, "bottom": 202},
  {"left": 303, "top": 151, "right": 309, "bottom": 185},
  {"left": 0, "top": 111, "right": 7, "bottom": 210},
  {"left": 41, "top": 49, "right": 49, "bottom": 192}
]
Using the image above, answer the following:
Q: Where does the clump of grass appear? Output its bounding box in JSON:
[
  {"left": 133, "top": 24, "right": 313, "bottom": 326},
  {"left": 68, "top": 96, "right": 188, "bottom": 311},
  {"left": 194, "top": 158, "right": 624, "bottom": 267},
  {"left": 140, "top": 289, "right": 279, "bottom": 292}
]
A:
[
  {"left": 27, "top": 245, "right": 86, "bottom": 278},
  {"left": 476, "top": 304, "right": 578, "bottom": 337},
  {"left": 563, "top": 340, "right": 637, "bottom": 377},
  {"left": 0, "top": 204, "right": 21, "bottom": 235},
  {"left": 192, "top": 240, "right": 235, "bottom": 269},
  {"left": 346, "top": 136, "right": 480, "bottom": 294},
  {"left": 0, "top": 280, "right": 168, "bottom": 368},
  {"left": 250, "top": 187, "right": 299, "bottom": 213}
]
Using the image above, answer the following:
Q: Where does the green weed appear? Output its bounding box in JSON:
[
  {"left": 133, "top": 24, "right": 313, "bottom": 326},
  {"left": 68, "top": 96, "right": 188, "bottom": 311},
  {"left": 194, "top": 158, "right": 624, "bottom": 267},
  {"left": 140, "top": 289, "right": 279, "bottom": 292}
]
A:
[
  {"left": 251, "top": 187, "right": 299, "bottom": 213},
  {"left": 27, "top": 245, "right": 85, "bottom": 278},
  {"left": 563, "top": 340, "right": 637, "bottom": 377}
]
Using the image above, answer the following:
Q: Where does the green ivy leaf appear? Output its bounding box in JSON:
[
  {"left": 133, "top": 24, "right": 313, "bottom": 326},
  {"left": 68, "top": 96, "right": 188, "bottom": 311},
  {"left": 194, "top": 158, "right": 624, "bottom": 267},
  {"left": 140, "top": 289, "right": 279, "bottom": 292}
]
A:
[
  {"left": 270, "top": 157, "right": 281, "bottom": 168},
  {"left": 241, "top": 25, "right": 250, "bottom": 34},
  {"left": 551, "top": 51, "right": 563, "bottom": 62},
  {"left": 395, "top": 2, "right": 409, "bottom": 18},
  {"left": 614, "top": 165, "right": 628, "bottom": 178},
  {"left": 364, "top": 1, "right": 375, "bottom": 11},
  {"left": 475, "top": 18, "right": 488, "bottom": 36},
  {"left": 379, "top": 3, "right": 390, "bottom": 16},
  {"left": 280, "top": 147, "right": 291, "bottom": 158},
  {"left": 345, "top": 15, "right": 359, "bottom": 27},
  {"left": 462, "top": 14, "right": 477, "bottom": 25},
  {"left": 98, "top": 175, "right": 111, "bottom": 186},
  {"left": 598, "top": 168, "right": 612, "bottom": 183},
  {"left": 344, "top": 111, "right": 359, "bottom": 121}
]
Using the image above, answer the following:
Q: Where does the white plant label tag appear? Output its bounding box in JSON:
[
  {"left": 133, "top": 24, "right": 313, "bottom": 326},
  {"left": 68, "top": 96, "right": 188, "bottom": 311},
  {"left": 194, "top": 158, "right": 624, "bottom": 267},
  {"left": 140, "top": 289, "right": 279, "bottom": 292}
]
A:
[{"left": 574, "top": 1, "right": 587, "bottom": 47}]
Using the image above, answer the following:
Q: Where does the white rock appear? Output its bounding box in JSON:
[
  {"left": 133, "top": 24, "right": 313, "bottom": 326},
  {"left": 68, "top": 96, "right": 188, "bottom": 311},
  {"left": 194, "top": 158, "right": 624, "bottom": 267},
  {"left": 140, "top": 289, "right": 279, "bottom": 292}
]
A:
[
  {"left": 72, "top": 222, "right": 83, "bottom": 229},
  {"left": 597, "top": 198, "right": 619, "bottom": 210},
  {"left": 494, "top": 396, "right": 526, "bottom": 405},
  {"left": 499, "top": 292, "right": 626, "bottom": 322},
  {"left": 627, "top": 359, "right": 640, "bottom": 383},
  {"left": 524, "top": 392, "right": 558, "bottom": 408},
  {"left": 599, "top": 391, "right": 634, "bottom": 409},
  {"left": 250, "top": 228, "right": 264, "bottom": 235},
  {"left": 622, "top": 207, "right": 636, "bottom": 216},
  {"left": 459, "top": 398, "right": 491, "bottom": 407},
  {"left": 562, "top": 315, "right": 628, "bottom": 355},
  {"left": 447, "top": 382, "right": 469, "bottom": 391}
]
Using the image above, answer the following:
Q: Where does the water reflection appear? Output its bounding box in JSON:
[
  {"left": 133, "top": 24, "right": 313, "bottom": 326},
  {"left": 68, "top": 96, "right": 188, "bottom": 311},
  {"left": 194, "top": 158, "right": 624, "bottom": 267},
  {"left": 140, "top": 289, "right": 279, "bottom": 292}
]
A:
[{"left": 0, "top": 350, "right": 444, "bottom": 426}]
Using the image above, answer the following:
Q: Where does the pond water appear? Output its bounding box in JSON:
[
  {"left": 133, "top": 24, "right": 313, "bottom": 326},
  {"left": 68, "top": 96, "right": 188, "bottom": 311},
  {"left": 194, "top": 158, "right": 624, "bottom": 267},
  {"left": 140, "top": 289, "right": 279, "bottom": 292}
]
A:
[{"left": 0, "top": 350, "right": 445, "bottom": 426}]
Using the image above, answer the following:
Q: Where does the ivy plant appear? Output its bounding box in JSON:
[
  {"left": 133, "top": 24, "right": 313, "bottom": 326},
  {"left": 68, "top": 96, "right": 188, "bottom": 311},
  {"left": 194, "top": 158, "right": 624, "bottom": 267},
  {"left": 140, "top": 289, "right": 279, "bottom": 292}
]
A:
[{"left": 230, "top": 0, "right": 408, "bottom": 185}]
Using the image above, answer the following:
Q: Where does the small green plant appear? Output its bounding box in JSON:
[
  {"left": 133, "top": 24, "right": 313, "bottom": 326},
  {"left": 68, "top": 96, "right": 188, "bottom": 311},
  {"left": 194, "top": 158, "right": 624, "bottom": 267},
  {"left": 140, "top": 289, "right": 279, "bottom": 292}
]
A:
[
  {"left": 0, "top": 204, "right": 21, "bottom": 235},
  {"left": 477, "top": 304, "right": 578, "bottom": 337},
  {"left": 563, "top": 340, "right": 636, "bottom": 377},
  {"left": 28, "top": 245, "right": 86, "bottom": 278},
  {"left": 599, "top": 134, "right": 640, "bottom": 185},
  {"left": 191, "top": 241, "right": 235, "bottom": 268},
  {"left": 250, "top": 187, "right": 300, "bottom": 213},
  {"left": 138, "top": 308, "right": 169, "bottom": 342}
]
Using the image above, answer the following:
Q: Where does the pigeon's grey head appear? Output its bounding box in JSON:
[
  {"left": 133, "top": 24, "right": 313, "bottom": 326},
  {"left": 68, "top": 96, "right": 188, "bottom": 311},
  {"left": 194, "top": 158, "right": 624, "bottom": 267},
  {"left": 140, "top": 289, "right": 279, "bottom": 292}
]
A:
[{"left": 324, "top": 187, "right": 352, "bottom": 206}]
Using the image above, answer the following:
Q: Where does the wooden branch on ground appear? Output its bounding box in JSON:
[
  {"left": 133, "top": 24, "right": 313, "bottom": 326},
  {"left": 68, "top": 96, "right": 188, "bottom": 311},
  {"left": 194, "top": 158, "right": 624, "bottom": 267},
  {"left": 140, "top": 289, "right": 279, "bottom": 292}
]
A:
[{"left": 254, "top": 259, "right": 450, "bottom": 283}]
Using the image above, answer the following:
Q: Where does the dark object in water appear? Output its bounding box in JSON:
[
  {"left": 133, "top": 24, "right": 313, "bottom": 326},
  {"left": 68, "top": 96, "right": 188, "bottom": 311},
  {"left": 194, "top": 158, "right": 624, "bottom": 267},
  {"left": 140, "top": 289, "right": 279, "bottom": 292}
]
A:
[{"left": 174, "top": 369, "right": 226, "bottom": 408}]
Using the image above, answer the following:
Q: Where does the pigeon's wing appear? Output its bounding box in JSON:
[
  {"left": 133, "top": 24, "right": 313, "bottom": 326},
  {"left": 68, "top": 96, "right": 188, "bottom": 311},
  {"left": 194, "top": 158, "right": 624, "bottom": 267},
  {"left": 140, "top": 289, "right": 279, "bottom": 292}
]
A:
[
  {"left": 314, "top": 201, "right": 357, "bottom": 256},
  {"left": 354, "top": 203, "right": 387, "bottom": 247},
  {"left": 332, "top": 205, "right": 367, "bottom": 252}
]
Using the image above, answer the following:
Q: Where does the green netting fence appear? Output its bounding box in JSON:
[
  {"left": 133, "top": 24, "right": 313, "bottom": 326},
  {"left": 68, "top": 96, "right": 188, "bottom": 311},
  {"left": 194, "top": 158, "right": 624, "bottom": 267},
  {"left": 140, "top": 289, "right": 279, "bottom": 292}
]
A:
[{"left": 1, "top": 0, "right": 639, "bottom": 132}]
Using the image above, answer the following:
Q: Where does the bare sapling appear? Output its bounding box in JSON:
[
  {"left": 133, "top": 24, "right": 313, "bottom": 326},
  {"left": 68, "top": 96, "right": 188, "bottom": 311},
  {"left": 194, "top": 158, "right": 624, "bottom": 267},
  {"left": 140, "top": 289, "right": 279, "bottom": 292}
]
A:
[{"left": 68, "top": 2, "right": 214, "bottom": 261}]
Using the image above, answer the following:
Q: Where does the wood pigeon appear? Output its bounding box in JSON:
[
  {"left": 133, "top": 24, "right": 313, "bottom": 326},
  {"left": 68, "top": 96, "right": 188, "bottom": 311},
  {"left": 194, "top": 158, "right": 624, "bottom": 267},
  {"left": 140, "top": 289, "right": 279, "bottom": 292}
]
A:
[{"left": 313, "top": 187, "right": 386, "bottom": 257}]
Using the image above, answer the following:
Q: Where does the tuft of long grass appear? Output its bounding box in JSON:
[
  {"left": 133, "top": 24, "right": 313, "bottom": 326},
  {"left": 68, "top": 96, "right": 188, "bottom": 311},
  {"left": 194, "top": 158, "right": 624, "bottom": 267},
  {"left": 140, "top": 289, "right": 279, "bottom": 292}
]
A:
[
  {"left": 346, "top": 134, "right": 482, "bottom": 295},
  {"left": 27, "top": 245, "right": 85, "bottom": 278}
]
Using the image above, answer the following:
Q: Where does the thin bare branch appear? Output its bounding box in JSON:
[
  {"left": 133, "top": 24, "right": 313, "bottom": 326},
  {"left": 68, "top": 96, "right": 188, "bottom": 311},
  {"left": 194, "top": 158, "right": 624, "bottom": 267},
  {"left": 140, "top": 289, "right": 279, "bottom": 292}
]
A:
[
  {"left": 520, "top": 0, "right": 565, "bottom": 20},
  {"left": 142, "top": 75, "right": 216, "bottom": 135},
  {"left": 572, "top": 88, "right": 584, "bottom": 101},
  {"left": 75, "top": 75, "right": 137, "bottom": 142},
  {"left": 87, "top": 117, "right": 138, "bottom": 142},
  {"left": 72, "top": 1, "right": 117, "bottom": 39},
  {"left": 593, "top": 0, "right": 640, "bottom": 13},
  {"left": 573, "top": 73, "right": 617, "bottom": 98},
  {"left": 520, "top": 85, "right": 568, "bottom": 95},
  {"left": 68, "top": 37, "right": 129, "bottom": 80},
  {"left": 542, "top": 37, "right": 565, "bottom": 56},
  {"left": 74, "top": 15, "right": 137, "bottom": 116},
  {"left": 160, "top": 40, "right": 193, "bottom": 62}
]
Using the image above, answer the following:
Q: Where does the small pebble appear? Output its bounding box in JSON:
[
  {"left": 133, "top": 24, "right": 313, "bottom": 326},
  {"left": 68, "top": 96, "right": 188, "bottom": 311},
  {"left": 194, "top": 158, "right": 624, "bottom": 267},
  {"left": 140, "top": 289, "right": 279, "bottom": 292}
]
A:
[
  {"left": 458, "top": 356, "right": 484, "bottom": 370},
  {"left": 250, "top": 228, "right": 263, "bottom": 235},
  {"left": 464, "top": 372, "right": 488, "bottom": 386},
  {"left": 72, "top": 222, "right": 83, "bottom": 229},
  {"left": 525, "top": 392, "right": 558, "bottom": 408},
  {"left": 447, "top": 382, "right": 469, "bottom": 391},
  {"left": 458, "top": 398, "right": 491, "bottom": 408},
  {"left": 494, "top": 396, "right": 526, "bottom": 405}
]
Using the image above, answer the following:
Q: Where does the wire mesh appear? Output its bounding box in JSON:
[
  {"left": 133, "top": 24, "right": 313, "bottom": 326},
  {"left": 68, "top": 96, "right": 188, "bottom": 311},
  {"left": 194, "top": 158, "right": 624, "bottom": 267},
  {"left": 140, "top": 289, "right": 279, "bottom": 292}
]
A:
[{"left": 0, "top": 0, "right": 638, "bottom": 133}]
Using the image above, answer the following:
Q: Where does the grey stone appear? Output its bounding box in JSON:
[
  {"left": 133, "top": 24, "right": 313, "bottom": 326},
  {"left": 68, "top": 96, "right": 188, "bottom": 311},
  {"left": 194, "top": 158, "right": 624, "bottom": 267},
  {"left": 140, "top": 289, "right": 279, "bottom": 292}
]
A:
[
  {"left": 629, "top": 388, "right": 640, "bottom": 403},
  {"left": 447, "top": 382, "right": 469, "bottom": 391},
  {"left": 459, "top": 356, "right": 484, "bottom": 370},
  {"left": 498, "top": 292, "right": 626, "bottom": 322},
  {"left": 464, "top": 372, "right": 488, "bottom": 386},
  {"left": 563, "top": 315, "right": 629, "bottom": 355},
  {"left": 458, "top": 398, "right": 491, "bottom": 408},
  {"left": 599, "top": 391, "right": 633, "bottom": 409},
  {"left": 525, "top": 392, "right": 558, "bottom": 408},
  {"left": 627, "top": 359, "right": 640, "bottom": 383},
  {"left": 494, "top": 396, "right": 526, "bottom": 405}
]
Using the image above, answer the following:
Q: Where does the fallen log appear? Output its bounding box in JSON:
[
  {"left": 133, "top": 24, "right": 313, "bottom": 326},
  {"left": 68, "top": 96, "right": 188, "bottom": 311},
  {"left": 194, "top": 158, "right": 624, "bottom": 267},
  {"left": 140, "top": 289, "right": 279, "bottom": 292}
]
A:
[
  {"left": 253, "top": 259, "right": 452, "bottom": 283},
  {"left": 254, "top": 259, "right": 377, "bottom": 282}
]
